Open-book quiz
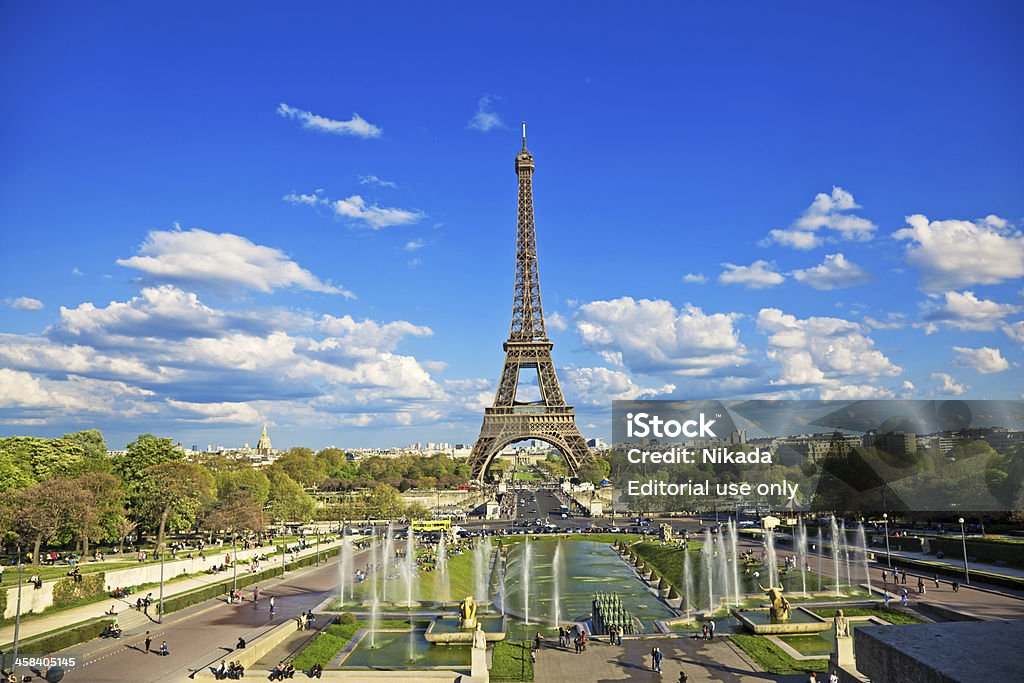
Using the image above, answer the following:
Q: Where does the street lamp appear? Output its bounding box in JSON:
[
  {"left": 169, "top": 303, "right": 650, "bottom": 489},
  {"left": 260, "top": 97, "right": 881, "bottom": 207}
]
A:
[
  {"left": 959, "top": 517, "right": 970, "bottom": 585},
  {"left": 158, "top": 548, "right": 165, "bottom": 623},
  {"left": 882, "top": 513, "right": 892, "bottom": 569},
  {"left": 11, "top": 550, "right": 24, "bottom": 671},
  {"left": 231, "top": 532, "right": 238, "bottom": 597}
]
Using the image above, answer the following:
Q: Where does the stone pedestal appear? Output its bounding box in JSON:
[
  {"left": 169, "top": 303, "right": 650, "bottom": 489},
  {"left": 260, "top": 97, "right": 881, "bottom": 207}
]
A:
[
  {"left": 832, "top": 635, "right": 855, "bottom": 669},
  {"left": 471, "top": 644, "right": 489, "bottom": 683}
]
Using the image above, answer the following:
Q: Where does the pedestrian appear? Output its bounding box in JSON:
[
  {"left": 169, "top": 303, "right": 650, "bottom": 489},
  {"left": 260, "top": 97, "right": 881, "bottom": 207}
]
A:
[
  {"left": 829, "top": 671, "right": 839, "bottom": 683},
  {"left": 880, "top": 569, "right": 887, "bottom": 585},
  {"left": 270, "top": 595, "right": 276, "bottom": 615},
  {"left": 530, "top": 648, "right": 537, "bottom": 664},
  {"left": 580, "top": 630, "right": 587, "bottom": 652},
  {"left": 901, "top": 568, "right": 908, "bottom": 585},
  {"left": 709, "top": 619, "right": 716, "bottom": 640},
  {"left": 918, "top": 576, "right": 926, "bottom": 595},
  {"left": 535, "top": 632, "right": 542, "bottom": 651},
  {"left": 237, "top": 636, "right": 246, "bottom": 649},
  {"left": 144, "top": 630, "right": 152, "bottom": 653},
  {"left": 573, "top": 635, "right": 581, "bottom": 654},
  {"left": 807, "top": 672, "right": 818, "bottom": 683},
  {"left": 702, "top": 623, "right": 708, "bottom": 640},
  {"left": 653, "top": 646, "right": 663, "bottom": 673},
  {"left": 253, "top": 586, "right": 260, "bottom": 605},
  {"left": 952, "top": 580, "right": 960, "bottom": 593},
  {"left": 160, "top": 640, "right": 169, "bottom": 656},
  {"left": 617, "top": 630, "right": 623, "bottom": 646},
  {"left": 883, "top": 592, "right": 890, "bottom": 608},
  {"left": 678, "top": 672, "right": 688, "bottom": 683},
  {"left": 900, "top": 587, "right": 908, "bottom": 606},
  {"left": 933, "top": 574, "right": 940, "bottom": 589}
]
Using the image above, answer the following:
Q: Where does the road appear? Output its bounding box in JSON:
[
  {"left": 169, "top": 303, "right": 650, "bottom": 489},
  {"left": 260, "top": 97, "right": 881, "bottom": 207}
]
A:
[{"left": 59, "top": 552, "right": 356, "bottom": 682}]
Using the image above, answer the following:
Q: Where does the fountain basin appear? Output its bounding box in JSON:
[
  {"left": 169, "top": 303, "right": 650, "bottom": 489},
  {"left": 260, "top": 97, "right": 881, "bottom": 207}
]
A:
[
  {"left": 731, "top": 606, "right": 830, "bottom": 635},
  {"left": 341, "top": 629, "right": 471, "bottom": 669},
  {"left": 424, "top": 615, "right": 506, "bottom": 644}
]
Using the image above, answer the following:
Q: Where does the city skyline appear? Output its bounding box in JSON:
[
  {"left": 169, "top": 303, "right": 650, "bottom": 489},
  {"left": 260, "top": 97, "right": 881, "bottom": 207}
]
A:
[{"left": 2, "top": 2, "right": 1023, "bottom": 450}]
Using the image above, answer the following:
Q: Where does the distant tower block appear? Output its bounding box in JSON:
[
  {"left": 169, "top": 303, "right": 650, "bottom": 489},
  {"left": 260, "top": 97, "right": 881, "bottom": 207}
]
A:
[
  {"left": 468, "top": 125, "right": 593, "bottom": 483},
  {"left": 256, "top": 423, "right": 273, "bottom": 455}
]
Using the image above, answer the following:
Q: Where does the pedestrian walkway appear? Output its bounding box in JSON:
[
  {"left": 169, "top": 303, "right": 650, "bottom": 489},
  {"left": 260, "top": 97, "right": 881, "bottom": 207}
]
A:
[
  {"left": 533, "top": 636, "right": 806, "bottom": 683},
  {"left": 0, "top": 538, "right": 341, "bottom": 646}
]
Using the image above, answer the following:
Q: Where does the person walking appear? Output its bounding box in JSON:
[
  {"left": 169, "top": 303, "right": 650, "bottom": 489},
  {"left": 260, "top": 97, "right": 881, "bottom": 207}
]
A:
[
  {"left": 952, "top": 580, "right": 960, "bottom": 593},
  {"left": 144, "top": 631, "right": 152, "bottom": 653},
  {"left": 883, "top": 591, "right": 890, "bottom": 608},
  {"left": 253, "top": 585, "right": 260, "bottom": 606},
  {"left": 880, "top": 569, "right": 887, "bottom": 585},
  {"left": 269, "top": 595, "right": 276, "bottom": 616},
  {"left": 535, "top": 632, "right": 542, "bottom": 652},
  {"left": 901, "top": 568, "right": 908, "bottom": 585},
  {"left": 702, "top": 623, "right": 708, "bottom": 640},
  {"left": 709, "top": 619, "right": 716, "bottom": 639},
  {"left": 900, "top": 587, "right": 908, "bottom": 606},
  {"left": 933, "top": 574, "right": 940, "bottom": 589},
  {"left": 829, "top": 671, "right": 839, "bottom": 683},
  {"left": 653, "top": 647, "right": 663, "bottom": 673}
]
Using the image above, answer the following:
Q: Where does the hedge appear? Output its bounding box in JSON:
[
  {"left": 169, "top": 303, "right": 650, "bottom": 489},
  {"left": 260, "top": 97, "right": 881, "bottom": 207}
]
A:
[
  {"left": 927, "top": 536, "right": 1024, "bottom": 568},
  {"left": 53, "top": 573, "right": 106, "bottom": 608},
  {"left": 6, "top": 617, "right": 109, "bottom": 655}
]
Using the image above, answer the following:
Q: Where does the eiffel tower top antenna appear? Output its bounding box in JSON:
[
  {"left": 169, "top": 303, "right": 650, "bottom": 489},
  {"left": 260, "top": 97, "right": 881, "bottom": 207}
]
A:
[{"left": 521, "top": 121, "right": 527, "bottom": 150}]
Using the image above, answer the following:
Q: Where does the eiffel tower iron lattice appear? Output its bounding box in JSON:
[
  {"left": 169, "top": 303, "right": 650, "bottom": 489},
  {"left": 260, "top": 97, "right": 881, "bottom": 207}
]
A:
[{"left": 468, "top": 124, "right": 593, "bottom": 482}]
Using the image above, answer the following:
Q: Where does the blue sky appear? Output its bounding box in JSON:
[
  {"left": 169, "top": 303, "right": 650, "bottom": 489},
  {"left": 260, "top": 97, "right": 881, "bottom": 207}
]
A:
[{"left": 1, "top": 2, "right": 1022, "bottom": 450}]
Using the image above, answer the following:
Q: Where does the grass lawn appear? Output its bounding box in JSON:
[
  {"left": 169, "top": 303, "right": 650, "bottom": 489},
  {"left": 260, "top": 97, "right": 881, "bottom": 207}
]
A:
[
  {"left": 809, "top": 606, "right": 924, "bottom": 625},
  {"left": 291, "top": 618, "right": 415, "bottom": 670},
  {"left": 489, "top": 640, "right": 533, "bottom": 681},
  {"left": 729, "top": 634, "right": 828, "bottom": 675},
  {"left": 512, "top": 470, "right": 543, "bottom": 481}
]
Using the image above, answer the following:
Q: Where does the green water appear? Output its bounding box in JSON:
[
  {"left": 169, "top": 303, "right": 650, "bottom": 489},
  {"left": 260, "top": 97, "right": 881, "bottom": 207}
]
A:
[
  {"left": 501, "top": 540, "right": 677, "bottom": 631},
  {"left": 342, "top": 630, "right": 471, "bottom": 668},
  {"left": 778, "top": 621, "right": 878, "bottom": 656}
]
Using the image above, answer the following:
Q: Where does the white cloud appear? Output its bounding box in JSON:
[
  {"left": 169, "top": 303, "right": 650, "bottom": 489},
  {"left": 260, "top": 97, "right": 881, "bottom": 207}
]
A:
[
  {"left": 72, "top": 267, "right": 85, "bottom": 276},
  {"left": 900, "top": 380, "right": 916, "bottom": 398},
  {"left": 757, "top": 308, "right": 901, "bottom": 393},
  {"left": 764, "top": 229, "right": 823, "bottom": 250},
  {"left": 718, "top": 260, "right": 785, "bottom": 289},
  {"left": 547, "top": 312, "right": 568, "bottom": 331},
  {"left": 560, "top": 366, "right": 675, "bottom": 406},
  {"left": 893, "top": 214, "right": 1024, "bottom": 290},
  {"left": 922, "top": 290, "right": 1020, "bottom": 331},
  {"left": 283, "top": 192, "right": 321, "bottom": 206},
  {"left": 5, "top": 297, "right": 43, "bottom": 311},
  {"left": 1004, "top": 321, "right": 1024, "bottom": 346},
  {"left": 763, "top": 186, "right": 876, "bottom": 248},
  {"left": 359, "top": 175, "right": 397, "bottom": 188},
  {"left": 166, "top": 399, "right": 264, "bottom": 424},
  {"left": 575, "top": 297, "right": 749, "bottom": 377},
  {"left": 952, "top": 346, "right": 1010, "bottom": 374},
  {"left": 863, "top": 312, "right": 907, "bottom": 330},
  {"left": 932, "top": 372, "right": 968, "bottom": 396},
  {"left": 276, "top": 102, "right": 381, "bottom": 138},
  {"left": 792, "top": 253, "right": 872, "bottom": 290},
  {"left": 682, "top": 273, "right": 706, "bottom": 284},
  {"left": 117, "top": 228, "right": 348, "bottom": 295},
  {"left": 331, "top": 195, "right": 424, "bottom": 229},
  {"left": 819, "top": 384, "right": 895, "bottom": 400},
  {"left": 468, "top": 95, "right": 504, "bottom": 132},
  {"left": 404, "top": 239, "right": 425, "bottom": 251}
]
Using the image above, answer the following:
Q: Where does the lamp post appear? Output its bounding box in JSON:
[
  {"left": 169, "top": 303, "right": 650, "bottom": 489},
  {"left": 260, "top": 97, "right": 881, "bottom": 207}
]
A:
[
  {"left": 11, "top": 550, "right": 24, "bottom": 670},
  {"left": 158, "top": 548, "right": 165, "bottom": 623},
  {"left": 316, "top": 530, "right": 320, "bottom": 566},
  {"left": 882, "top": 513, "right": 892, "bottom": 569},
  {"left": 232, "top": 532, "right": 238, "bottom": 596},
  {"left": 959, "top": 517, "right": 970, "bottom": 585}
]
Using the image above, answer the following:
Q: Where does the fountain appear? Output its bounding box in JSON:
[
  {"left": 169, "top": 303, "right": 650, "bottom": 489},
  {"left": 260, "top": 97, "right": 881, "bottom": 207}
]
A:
[
  {"left": 682, "top": 542, "right": 694, "bottom": 619},
  {"left": 728, "top": 520, "right": 741, "bottom": 607},
  {"left": 436, "top": 534, "right": 449, "bottom": 604},
  {"left": 765, "top": 526, "right": 779, "bottom": 589},
  {"left": 796, "top": 518, "right": 808, "bottom": 595},
  {"left": 339, "top": 532, "right": 353, "bottom": 606},
  {"left": 715, "top": 534, "right": 730, "bottom": 611},
  {"left": 474, "top": 537, "right": 490, "bottom": 602},
  {"left": 370, "top": 528, "right": 380, "bottom": 647},
  {"left": 522, "top": 535, "right": 531, "bottom": 624},
  {"left": 405, "top": 528, "right": 417, "bottom": 662},
  {"left": 830, "top": 518, "right": 842, "bottom": 598},
  {"left": 382, "top": 523, "right": 394, "bottom": 603},
  {"left": 857, "top": 522, "right": 873, "bottom": 595},
  {"left": 702, "top": 529, "right": 715, "bottom": 613},
  {"left": 816, "top": 526, "right": 824, "bottom": 592},
  {"left": 552, "top": 541, "right": 562, "bottom": 628}
]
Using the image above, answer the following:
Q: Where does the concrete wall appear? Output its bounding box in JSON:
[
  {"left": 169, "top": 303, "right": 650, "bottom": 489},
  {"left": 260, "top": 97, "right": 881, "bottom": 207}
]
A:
[
  {"left": 4, "top": 540, "right": 341, "bottom": 619},
  {"left": 402, "top": 489, "right": 489, "bottom": 511}
]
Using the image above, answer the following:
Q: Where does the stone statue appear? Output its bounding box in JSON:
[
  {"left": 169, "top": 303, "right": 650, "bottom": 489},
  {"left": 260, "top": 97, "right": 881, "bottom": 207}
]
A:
[
  {"left": 834, "top": 609, "right": 850, "bottom": 638},
  {"left": 459, "top": 595, "right": 478, "bottom": 628},
  {"left": 757, "top": 582, "right": 792, "bottom": 622},
  {"left": 473, "top": 622, "right": 486, "bottom": 649}
]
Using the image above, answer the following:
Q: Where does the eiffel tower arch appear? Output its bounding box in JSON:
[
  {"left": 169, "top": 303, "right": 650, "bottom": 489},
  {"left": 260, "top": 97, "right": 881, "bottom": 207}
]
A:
[{"left": 469, "top": 124, "right": 593, "bottom": 483}]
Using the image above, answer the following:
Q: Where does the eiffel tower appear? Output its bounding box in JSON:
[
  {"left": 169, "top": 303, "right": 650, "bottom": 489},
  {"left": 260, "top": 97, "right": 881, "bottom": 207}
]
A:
[{"left": 468, "top": 124, "right": 593, "bottom": 482}]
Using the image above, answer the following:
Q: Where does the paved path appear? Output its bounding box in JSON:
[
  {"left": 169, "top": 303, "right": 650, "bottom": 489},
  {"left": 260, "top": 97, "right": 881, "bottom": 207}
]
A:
[
  {"left": 0, "top": 539, "right": 340, "bottom": 647},
  {"left": 534, "top": 637, "right": 810, "bottom": 683}
]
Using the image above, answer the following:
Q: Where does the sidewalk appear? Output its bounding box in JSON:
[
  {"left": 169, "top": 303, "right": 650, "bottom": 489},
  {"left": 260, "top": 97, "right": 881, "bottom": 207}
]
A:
[{"left": 0, "top": 538, "right": 342, "bottom": 646}]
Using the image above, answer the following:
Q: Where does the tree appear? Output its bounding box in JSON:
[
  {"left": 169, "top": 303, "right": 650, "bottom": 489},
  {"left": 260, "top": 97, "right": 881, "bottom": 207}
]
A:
[
  {"left": 13, "top": 479, "right": 90, "bottom": 563},
  {"left": 366, "top": 484, "right": 406, "bottom": 520},
  {"left": 203, "top": 491, "right": 267, "bottom": 536},
  {"left": 578, "top": 456, "right": 611, "bottom": 485},
  {"left": 273, "top": 449, "right": 325, "bottom": 488},
  {"left": 134, "top": 461, "right": 214, "bottom": 553},
  {"left": 77, "top": 472, "right": 125, "bottom": 556},
  {"left": 266, "top": 471, "right": 315, "bottom": 522},
  {"left": 63, "top": 429, "right": 108, "bottom": 461},
  {"left": 216, "top": 467, "right": 271, "bottom": 507},
  {"left": 116, "top": 434, "right": 182, "bottom": 485}
]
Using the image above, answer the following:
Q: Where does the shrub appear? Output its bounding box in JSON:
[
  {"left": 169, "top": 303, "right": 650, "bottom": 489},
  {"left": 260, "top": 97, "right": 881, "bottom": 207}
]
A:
[
  {"left": 53, "top": 573, "right": 105, "bottom": 608},
  {"left": 339, "top": 612, "right": 357, "bottom": 625},
  {"left": 14, "top": 617, "right": 108, "bottom": 655}
]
